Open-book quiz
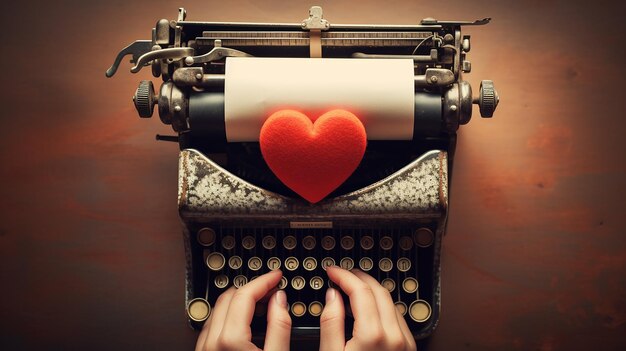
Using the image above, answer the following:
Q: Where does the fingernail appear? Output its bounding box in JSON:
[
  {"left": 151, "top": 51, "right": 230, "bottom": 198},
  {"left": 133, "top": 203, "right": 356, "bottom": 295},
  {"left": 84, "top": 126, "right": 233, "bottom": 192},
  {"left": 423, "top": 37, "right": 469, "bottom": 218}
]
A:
[
  {"left": 275, "top": 290, "right": 288, "bottom": 309},
  {"left": 326, "top": 287, "right": 336, "bottom": 303}
]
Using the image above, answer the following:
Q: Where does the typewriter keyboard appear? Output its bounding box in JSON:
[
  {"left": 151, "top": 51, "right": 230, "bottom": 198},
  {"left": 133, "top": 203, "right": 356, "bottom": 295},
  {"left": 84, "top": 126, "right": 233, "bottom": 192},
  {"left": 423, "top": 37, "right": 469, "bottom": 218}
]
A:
[{"left": 186, "top": 226, "right": 437, "bottom": 337}]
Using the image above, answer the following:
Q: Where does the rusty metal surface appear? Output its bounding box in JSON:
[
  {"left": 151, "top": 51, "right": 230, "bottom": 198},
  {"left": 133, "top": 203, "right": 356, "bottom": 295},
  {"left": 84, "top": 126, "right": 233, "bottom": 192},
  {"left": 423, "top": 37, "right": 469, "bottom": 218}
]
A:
[{"left": 0, "top": 1, "right": 625, "bottom": 351}]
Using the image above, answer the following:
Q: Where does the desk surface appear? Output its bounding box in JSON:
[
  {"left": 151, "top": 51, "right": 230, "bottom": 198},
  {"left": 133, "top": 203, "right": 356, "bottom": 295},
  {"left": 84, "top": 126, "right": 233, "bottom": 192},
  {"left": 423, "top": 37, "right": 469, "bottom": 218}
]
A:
[{"left": 1, "top": 1, "right": 624, "bottom": 350}]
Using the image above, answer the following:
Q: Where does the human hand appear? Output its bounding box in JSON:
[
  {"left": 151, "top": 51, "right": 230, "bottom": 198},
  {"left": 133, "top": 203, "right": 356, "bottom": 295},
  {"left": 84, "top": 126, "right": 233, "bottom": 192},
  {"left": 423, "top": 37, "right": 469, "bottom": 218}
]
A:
[
  {"left": 195, "top": 270, "right": 291, "bottom": 351},
  {"left": 320, "top": 266, "right": 417, "bottom": 351}
]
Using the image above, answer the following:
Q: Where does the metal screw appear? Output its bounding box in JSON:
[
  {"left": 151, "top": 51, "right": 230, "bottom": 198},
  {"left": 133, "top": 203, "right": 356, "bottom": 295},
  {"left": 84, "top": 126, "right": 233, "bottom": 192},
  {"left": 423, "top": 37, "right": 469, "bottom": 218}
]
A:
[
  {"left": 174, "top": 105, "right": 182, "bottom": 112},
  {"left": 195, "top": 73, "right": 202, "bottom": 80},
  {"left": 430, "top": 76, "right": 438, "bottom": 83},
  {"left": 184, "top": 57, "right": 194, "bottom": 66},
  {"left": 450, "top": 105, "right": 457, "bottom": 112}
]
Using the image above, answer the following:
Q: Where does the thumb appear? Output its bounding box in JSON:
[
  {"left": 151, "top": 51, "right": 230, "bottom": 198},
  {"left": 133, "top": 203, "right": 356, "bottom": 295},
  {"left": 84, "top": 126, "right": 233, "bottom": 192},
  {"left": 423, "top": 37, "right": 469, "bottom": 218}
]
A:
[{"left": 319, "top": 288, "right": 345, "bottom": 351}]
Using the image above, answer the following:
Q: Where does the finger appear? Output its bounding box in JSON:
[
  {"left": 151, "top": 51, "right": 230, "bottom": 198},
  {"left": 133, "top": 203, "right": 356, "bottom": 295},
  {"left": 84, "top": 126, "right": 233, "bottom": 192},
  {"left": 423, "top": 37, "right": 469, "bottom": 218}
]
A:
[
  {"left": 263, "top": 290, "right": 291, "bottom": 351},
  {"left": 326, "top": 266, "right": 383, "bottom": 338},
  {"left": 220, "top": 270, "right": 283, "bottom": 345},
  {"left": 202, "top": 287, "right": 236, "bottom": 350},
  {"left": 395, "top": 307, "right": 417, "bottom": 351},
  {"left": 352, "top": 270, "right": 404, "bottom": 341},
  {"left": 319, "top": 287, "right": 346, "bottom": 351}
]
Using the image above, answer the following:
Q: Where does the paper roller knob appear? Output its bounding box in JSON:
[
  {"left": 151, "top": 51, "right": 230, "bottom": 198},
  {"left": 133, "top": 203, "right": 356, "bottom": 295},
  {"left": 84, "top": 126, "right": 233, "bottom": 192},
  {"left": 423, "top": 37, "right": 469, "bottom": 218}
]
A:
[
  {"left": 476, "top": 80, "right": 499, "bottom": 118},
  {"left": 133, "top": 80, "right": 156, "bottom": 118}
]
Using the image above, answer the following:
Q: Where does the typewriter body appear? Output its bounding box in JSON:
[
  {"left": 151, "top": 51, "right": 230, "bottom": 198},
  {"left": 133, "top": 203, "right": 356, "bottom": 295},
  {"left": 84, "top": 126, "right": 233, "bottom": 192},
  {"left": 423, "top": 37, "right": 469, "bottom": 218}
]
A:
[{"left": 107, "top": 6, "right": 498, "bottom": 340}]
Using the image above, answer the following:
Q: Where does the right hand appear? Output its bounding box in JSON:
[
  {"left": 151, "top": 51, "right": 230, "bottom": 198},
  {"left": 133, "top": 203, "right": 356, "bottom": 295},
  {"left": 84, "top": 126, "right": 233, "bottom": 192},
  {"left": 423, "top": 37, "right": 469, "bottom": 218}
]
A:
[{"left": 320, "top": 266, "right": 417, "bottom": 351}]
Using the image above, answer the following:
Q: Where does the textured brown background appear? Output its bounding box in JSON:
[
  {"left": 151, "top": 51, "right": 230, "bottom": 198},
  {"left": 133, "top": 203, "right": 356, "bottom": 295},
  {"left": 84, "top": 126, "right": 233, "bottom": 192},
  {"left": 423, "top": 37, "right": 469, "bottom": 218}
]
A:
[{"left": 1, "top": 0, "right": 625, "bottom": 350}]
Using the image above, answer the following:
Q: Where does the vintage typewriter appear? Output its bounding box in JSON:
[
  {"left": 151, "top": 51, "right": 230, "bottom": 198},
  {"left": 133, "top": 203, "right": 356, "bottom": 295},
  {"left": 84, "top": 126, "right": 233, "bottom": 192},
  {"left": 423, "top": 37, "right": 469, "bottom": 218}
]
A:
[{"left": 106, "top": 6, "right": 498, "bottom": 341}]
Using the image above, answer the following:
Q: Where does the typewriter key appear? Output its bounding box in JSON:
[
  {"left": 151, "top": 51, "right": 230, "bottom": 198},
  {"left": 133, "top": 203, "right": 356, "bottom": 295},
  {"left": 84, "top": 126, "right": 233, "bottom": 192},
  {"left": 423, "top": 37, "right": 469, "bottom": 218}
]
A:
[
  {"left": 197, "top": 228, "right": 216, "bottom": 246},
  {"left": 242, "top": 235, "right": 256, "bottom": 250},
  {"left": 278, "top": 276, "right": 288, "bottom": 290},
  {"left": 414, "top": 228, "right": 434, "bottom": 248},
  {"left": 380, "top": 236, "right": 393, "bottom": 250},
  {"left": 339, "top": 257, "right": 354, "bottom": 270},
  {"left": 379, "top": 258, "right": 393, "bottom": 272},
  {"left": 302, "top": 236, "right": 316, "bottom": 250},
  {"left": 399, "top": 236, "right": 414, "bottom": 251},
  {"left": 206, "top": 252, "right": 226, "bottom": 271},
  {"left": 291, "top": 276, "right": 306, "bottom": 290},
  {"left": 214, "top": 274, "right": 229, "bottom": 289},
  {"left": 309, "top": 301, "right": 323, "bottom": 317},
  {"left": 381, "top": 278, "right": 396, "bottom": 292},
  {"left": 285, "top": 257, "right": 299, "bottom": 271},
  {"left": 262, "top": 235, "right": 276, "bottom": 250},
  {"left": 360, "top": 236, "right": 374, "bottom": 250},
  {"left": 233, "top": 275, "right": 248, "bottom": 288},
  {"left": 310, "top": 276, "right": 324, "bottom": 290},
  {"left": 267, "top": 257, "right": 281, "bottom": 270},
  {"left": 283, "top": 235, "right": 297, "bottom": 250},
  {"left": 359, "top": 257, "right": 374, "bottom": 271},
  {"left": 321, "top": 257, "right": 335, "bottom": 270},
  {"left": 340, "top": 236, "right": 355, "bottom": 250},
  {"left": 228, "top": 256, "right": 243, "bottom": 270},
  {"left": 303, "top": 257, "right": 317, "bottom": 271},
  {"left": 408, "top": 300, "right": 432, "bottom": 322},
  {"left": 394, "top": 301, "right": 407, "bottom": 316},
  {"left": 291, "top": 302, "right": 306, "bottom": 317},
  {"left": 187, "top": 298, "right": 211, "bottom": 322},
  {"left": 397, "top": 258, "right": 411, "bottom": 272},
  {"left": 321, "top": 236, "right": 336, "bottom": 250},
  {"left": 248, "top": 256, "right": 263, "bottom": 271},
  {"left": 221, "top": 235, "right": 236, "bottom": 250},
  {"left": 402, "top": 277, "right": 418, "bottom": 293}
]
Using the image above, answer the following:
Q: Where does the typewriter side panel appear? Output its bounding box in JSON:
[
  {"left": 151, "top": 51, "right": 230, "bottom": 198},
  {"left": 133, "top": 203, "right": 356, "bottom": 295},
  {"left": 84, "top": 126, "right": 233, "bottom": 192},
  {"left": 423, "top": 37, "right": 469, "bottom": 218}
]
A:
[{"left": 179, "top": 149, "right": 448, "bottom": 340}]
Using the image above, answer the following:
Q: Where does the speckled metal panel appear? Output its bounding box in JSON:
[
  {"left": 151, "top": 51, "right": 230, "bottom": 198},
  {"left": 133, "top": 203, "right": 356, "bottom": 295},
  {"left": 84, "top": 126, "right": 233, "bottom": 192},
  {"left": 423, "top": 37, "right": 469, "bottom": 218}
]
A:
[{"left": 178, "top": 149, "right": 448, "bottom": 220}]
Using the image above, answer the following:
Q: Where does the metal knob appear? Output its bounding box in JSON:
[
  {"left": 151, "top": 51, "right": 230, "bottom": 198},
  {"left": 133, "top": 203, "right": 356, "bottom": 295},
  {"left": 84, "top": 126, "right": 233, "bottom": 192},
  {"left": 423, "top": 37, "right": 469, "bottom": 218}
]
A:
[
  {"left": 476, "top": 80, "right": 499, "bottom": 118},
  {"left": 133, "top": 80, "right": 156, "bottom": 118}
]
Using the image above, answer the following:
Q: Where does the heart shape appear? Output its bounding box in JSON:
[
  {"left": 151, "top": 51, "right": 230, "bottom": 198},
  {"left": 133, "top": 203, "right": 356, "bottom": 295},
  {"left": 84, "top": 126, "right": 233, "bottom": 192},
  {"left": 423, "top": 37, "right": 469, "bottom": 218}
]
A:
[{"left": 260, "top": 109, "right": 367, "bottom": 203}]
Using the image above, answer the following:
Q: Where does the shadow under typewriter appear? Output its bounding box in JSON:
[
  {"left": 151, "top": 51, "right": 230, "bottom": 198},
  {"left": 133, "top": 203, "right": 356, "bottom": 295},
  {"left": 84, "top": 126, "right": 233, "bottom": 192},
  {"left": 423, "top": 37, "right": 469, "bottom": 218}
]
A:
[{"left": 182, "top": 146, "right": 447, "bottom": 340}]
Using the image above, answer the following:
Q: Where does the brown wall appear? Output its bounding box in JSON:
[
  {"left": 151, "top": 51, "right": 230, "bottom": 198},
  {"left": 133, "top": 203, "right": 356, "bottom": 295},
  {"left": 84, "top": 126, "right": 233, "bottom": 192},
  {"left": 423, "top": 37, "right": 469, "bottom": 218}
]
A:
[{"left": 0, "top": 1, "right": 624, "bottom": 350}]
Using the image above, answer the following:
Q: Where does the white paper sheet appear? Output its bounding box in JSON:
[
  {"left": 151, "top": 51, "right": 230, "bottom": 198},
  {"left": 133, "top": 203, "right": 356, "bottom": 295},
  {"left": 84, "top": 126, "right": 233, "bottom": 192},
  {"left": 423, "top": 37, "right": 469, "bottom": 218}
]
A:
[{"left": 224, "top": 57, "right": 415, "bottom": 142}]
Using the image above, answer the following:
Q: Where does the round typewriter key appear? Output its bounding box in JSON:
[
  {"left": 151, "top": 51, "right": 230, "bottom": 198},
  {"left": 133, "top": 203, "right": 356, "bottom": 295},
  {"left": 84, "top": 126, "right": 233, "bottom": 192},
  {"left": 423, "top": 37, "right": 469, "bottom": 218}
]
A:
[
  {"left": 291, "top": 276, "right": 306, "bottom": 290},
  {"left": 267, "top": 257, "right": 281, "bottom": 270},
  {"left": 309, "top": 301, "right": 323, "bottom": 317},
  {"left": 285, "top": 256, "right": 299, "bottom": 271},
  {"left": 206, "top": 252, "right": 226, "bottom": 271},
  {"left": 414, "top": 228, "right": 434, "bottom": 248},
  {"left": 221, "top": 235, "right": 235, "bottom": 250},
  {"left": 399, "top": 236, "right": 414, "bottom": 251},
  {"left": 397, "top": 257, "right": 412, "bottom": 272},
  {"left": 303, "top": 257, "right": 317, "bottom": 271},
  {"left": 402, "top": 277, "right": 419, "bottom": 293},
  {"left": 228, "top": 255, "right": 243, "bottom": 270},
  {"left": 283, "top": 235, "right": 297, "bottom": 250},
  {"left": 187, "top": 298, "right": 211, "bottom": 322},
  {"left": 262, "top": 235, "right": 276, "bottom": 250},
  {"left": 340, "top": 236, "right": 355, "bottom": 250},
  {"left": 394, "top": 301, "right": 407, "bottom": 316},
  {"left": 379, "top": 258, "right": 393, "bottom": 272},
  {"left": 310, "top": 276, "right": 324, "bottom": 290},
  {"left": 380, "top": 236, "right": 393, "bottom": 250},
  {"left": 197, "top": 227, "right": 216, "bottom": 246},
  {"left": 321, "top": 236, "right": 336, "bottom": 250},
  {"left": 302, "top": 235, "right": 316, "bottom": 250},
  {"left": 321, "top": 257, "right": 335, "bottom": 270},
  {"left": 242, "top": 235, "right": 256, "bottom": 250},
  {"left": 233, "top": 275, "right": 248, "bottom": 288},
  {"left": 360, "top": 236, "right": 374, "bottom": 250},
  {"left": 381, "top": 278, "right": 396, "bottom": 292},
  {"left": 291, "top": 302, "right": 306, "bottom": 317},
  {"left": 339, "top": 257, "right": 354, "bottom": 270},
  {"left": 359, "top": 257, "right": 374, "bottom": 271},
  {"left": 248, "top": 256, "right": 262, "bottom": 271},
  {"left": 278, "top": 276, "right": 288, "bottom": 290},
  {"left": 214, "top": 274, "right": 229, "bottom": 289},
  {"left": 409, "top": 300, "right": 432, "bottom": 322}
]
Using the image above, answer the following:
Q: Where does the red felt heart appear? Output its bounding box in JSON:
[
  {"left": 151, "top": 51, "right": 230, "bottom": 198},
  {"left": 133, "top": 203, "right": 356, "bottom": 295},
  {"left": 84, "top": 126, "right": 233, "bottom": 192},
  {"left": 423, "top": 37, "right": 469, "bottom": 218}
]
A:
[{"left": 260, "top": 109, "right": 367, "bottom": 203}]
